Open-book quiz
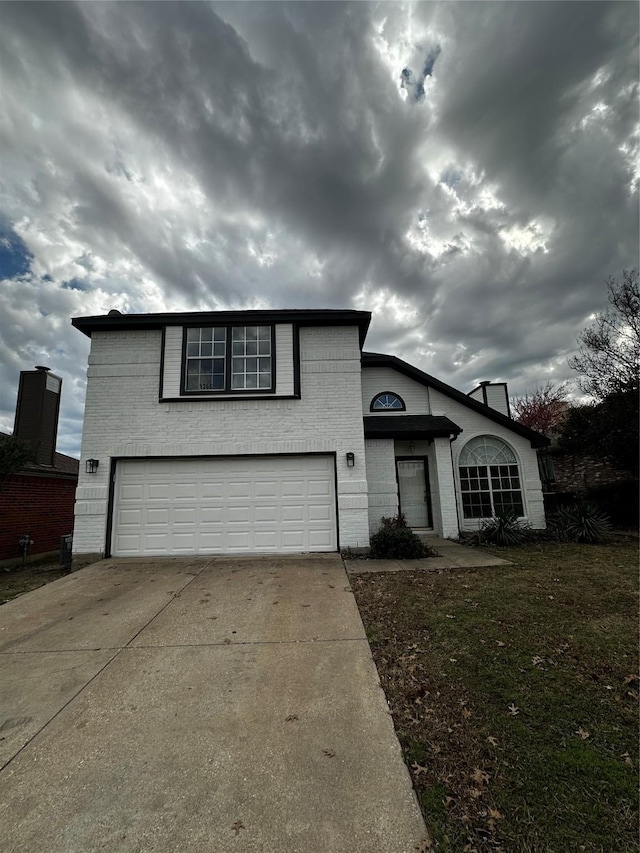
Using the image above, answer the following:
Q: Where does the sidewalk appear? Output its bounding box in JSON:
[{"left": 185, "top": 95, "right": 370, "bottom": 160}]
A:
[{"left": 345, "top": 535, "right": 511, "bottom": 573}]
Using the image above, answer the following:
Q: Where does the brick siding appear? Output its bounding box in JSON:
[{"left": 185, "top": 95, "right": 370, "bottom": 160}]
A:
[{"left": 0, "top": 473, "right": 76, "bottom": 560}]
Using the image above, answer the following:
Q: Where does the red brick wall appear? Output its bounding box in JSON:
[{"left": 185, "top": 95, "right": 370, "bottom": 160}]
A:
[
  {"left": 552, "top": 453, "right": 635, "bottom": 493},
  {"left": 0, "top": 474, "right": 76, "bottom": 560}
]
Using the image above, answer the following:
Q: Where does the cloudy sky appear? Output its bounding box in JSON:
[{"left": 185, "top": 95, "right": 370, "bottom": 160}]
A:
[{"left": 1, "top": 1, "right": 638, "bottom": 458}]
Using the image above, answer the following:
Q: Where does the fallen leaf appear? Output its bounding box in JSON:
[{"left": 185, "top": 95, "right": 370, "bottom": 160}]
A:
[
  {"left": 532, "top": 655, "right": 545, "bottom": 667},
  {"left": 443, "top": 796, "right": 456, "bottom": 809},
  {"left": 496, "top": 641, "right": 506, "bottom": 647},
  {"left": 323, "top": 749, "right": 335, "bottom": 758},
  {"left": 472, "top": 768, "right": 490, "bottom": 787},
  {"left": 231, "top": 820, "right": 244, "bottom": 835},
  {"left": 462, "top": 707, "right": 472, "bottom": 720},
  {"left": 468, "top": 787, "right": 483, "bottom": 799},
  {"left": 285, "top": 715, "right": 299, "bottom": 722},
  {"left": 415, "top": 834, "right": 434, "bottom": 852},
  {"left": 621, "top": 752, "right": 633, "bottom": 765},
  {"left": 623, "top": 674, "right": 639, "bottom": 685},
  {"left": 507, "top": 703, "right": 520, "bottom": 716},
  {"left": 445, "top": 614, "right": 456, "bottom": 619},
  {"left": 411, "top": 762, "right": 428, "bottom": 776},
  {"left": 223, "top": 638, "right": 232, "bottom": 645},
  {"left": 488, "top": 807, "right": 504, "bottom": 820},
  {"left": 487, "top": 736, "right": 499, "bottom": 747},
  {"left": 576, "top": 727, "right": 590, "bottom": 740}
]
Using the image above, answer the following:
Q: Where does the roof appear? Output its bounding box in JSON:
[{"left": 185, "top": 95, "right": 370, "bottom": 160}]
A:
[
  {"left": 362, "top": 352, "right": 550, "bottom": 448},
  {"left": 72, "top": 309, "right": 372, "bottom": 348},
  {"left": 0, "top": 433, "right": 79, "bottom": 478},
  {"left": 364, "top": 415, "right": 462, "bottom": 440}
]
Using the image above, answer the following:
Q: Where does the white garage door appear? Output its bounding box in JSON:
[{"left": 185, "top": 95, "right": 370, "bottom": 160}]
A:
[{"left": 112, "top": 455, "right": 337, "bottom": 556}]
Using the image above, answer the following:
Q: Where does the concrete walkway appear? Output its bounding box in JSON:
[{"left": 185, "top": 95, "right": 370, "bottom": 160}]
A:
[
  {"left": 0, "top": 555, "right": 427, "bottom": 853},
  {"left": 345, "top": 535, "right": 511, "bottom": 573}
]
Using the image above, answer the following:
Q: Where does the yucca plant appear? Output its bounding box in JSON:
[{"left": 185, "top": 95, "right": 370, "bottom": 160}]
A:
[
  {"left": 548, "top": 503, "right": 612, "bottom": 544},
  {"left": 476, "top": 511, "right": 531, "bottom": 546}
]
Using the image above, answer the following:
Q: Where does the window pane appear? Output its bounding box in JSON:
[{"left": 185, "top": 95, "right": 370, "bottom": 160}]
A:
[
  {"left": 213, "top": 341, "right": 225, "bottom": 357},
  {"left": 245, "top": 357, "right": 257, "bottom": 372},
  {"left": 187, "top": 342, "right": 199, "bottom": 357},
  {"left": 258, "top": 373, "right": 271, "bottom": 388},
  {"left": 200, "top": 328, "right": 213, "bottom": 341},
  {"left": 200, "top": 342, "right": 212, "bottom": 356},
  {"left": 232, "top": 358, "right": 244, "bottom": 373},
  {"left": 258, "top": 326, "right": 271, "bottom": 340},
  {"left": 245, "top": 326, "right": 257, "bottom": 341},
  {"left": 187, "top": 328, "right": 200, "bottom": 342},
  {"left": 246, "top": 341, "right": 258, "bottom": 355},
  {"left": 213, "top": 328, "right": 226, "bottom": 342},
  {"left": 232, "top": 327, "right": 244, "bottom": 341},
  {"left": 258, "top": 340, "right": 271, "bottom": 355}
]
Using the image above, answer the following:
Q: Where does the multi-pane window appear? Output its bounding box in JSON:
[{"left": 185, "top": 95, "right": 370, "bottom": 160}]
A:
[
  {"left": 185, "top": 327, "right": 227, "bottom": 391},
  {"left": 184, "top": 325, "right": 273, "bottom": 393},
  {"left": 371, "top": 392, "right": 405, "bottom": 411},
  {"left": 459, "top": 436, "right": 524, "bottom": 519},
  {"left": 231, "top": 326, "right": 272, "bottom": 390}
]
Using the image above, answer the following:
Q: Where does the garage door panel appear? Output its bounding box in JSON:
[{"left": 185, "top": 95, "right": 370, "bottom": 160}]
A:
[{"left": 113, "top": 455, "right": 336, "bottom": 556}]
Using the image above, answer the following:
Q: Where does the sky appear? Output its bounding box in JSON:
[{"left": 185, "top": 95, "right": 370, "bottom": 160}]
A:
[{"left": 0, "top": 1, "right": 638, "bottom": 459}]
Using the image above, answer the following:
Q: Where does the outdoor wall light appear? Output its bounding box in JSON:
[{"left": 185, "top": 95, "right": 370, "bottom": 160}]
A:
[
  {"left": 346, "top": 452, "right": 355, "bottom": 467},
  {"left": 85, "top": 458, "right": 99, "bottom": 474}
]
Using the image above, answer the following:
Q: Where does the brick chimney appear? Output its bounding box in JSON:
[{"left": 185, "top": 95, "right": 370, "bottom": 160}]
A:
[{"left": 13, "top": 366, "right": 62, "bottom": 466}]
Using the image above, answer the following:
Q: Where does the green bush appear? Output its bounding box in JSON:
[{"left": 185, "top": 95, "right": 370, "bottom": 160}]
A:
[
  {"left": 468, "top": 512, "right": 531, "bottom": 547},
  {"left": 547, "top": 502, "right": 612, "bottom": 544},
  {"left": 369, "top": 514, "right": 426, "bottom": 559}
]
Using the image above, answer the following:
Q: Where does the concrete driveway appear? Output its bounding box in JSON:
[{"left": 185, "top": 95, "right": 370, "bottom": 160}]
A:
[{"left": 0, "top": 555, "right": 426, "bottom": 852}]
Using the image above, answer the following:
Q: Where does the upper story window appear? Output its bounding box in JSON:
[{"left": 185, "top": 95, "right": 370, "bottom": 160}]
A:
[
  {"left": 458, "top": 435, "right": 524, "bottom": 519},
  {"left": 371, "top": 392, "right": 406, "bottom": 411},
  {"left": 184, "top": 325, "right": 274, "bottom": 393}
]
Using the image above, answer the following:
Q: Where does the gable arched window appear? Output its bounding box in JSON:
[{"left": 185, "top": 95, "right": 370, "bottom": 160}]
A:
[
  {"left": 458, "top": 436, "right": 524, "bottom": 519},
  {"left": 370, "top": 392, "right": 406, "bottom": 411}
]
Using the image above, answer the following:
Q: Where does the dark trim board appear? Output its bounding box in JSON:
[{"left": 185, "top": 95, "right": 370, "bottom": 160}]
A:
[
  {"left": 72, "top": 309, "right": 372, "bottom": 347},
  {"left": 108, "top": 451, "right": 341, "bottom": 557},
  {"left": 160, "top": 395, "right": 301, "bottom": 403},
  {"left": 362, "top": 353, "right": 548, "bottom": 448}
]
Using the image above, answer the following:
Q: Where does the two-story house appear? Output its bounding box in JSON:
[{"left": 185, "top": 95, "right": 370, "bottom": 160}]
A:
[{"left": 71, "top": 309, "right": 548, "bottom": 559}]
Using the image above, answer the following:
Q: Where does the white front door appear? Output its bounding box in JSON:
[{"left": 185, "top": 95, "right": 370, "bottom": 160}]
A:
[
  {"left": 397, "top": 458, "right": 432, "bottom": 528},
  {"left": 112, "top": 455, "right": 337, "bottom": 556}
]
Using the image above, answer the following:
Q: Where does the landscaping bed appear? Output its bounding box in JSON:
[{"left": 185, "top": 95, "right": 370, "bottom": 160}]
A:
[{"left": 351, "top": 538, "right": 639, "bottom": 852}]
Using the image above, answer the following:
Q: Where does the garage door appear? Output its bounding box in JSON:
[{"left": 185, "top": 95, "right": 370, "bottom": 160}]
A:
[{"left": 111, "top": 455, "right": 337, "bottom": 556}]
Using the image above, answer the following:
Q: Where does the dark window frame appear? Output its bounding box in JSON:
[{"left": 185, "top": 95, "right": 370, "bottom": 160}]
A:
[
  {"left": 180, "top": 324, "right": 276, "bottom": 396},
  {"left": 458, "top": 436, "right": 525, "bottom": 520},
  {"left": 370, "top": 391, "right": 406, "bottom": 412}
]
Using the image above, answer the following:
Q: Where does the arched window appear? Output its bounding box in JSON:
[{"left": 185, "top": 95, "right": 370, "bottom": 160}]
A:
[
  {"left": 370, "top": 392, "right": 406, "bottom": 411},
  {"left": 458, "top": 436, "right": 524, "bottom": 519}
]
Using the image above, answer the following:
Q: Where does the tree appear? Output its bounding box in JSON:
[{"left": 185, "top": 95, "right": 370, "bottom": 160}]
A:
[
  {"left": 511, "top": 381, "right": 570, "bottom": 436},
  {"left": 559, "top": 391, "right": 639, "bottom": 475},
  {"left": 568, "top": 269, "right": 639, "bottom": 400},
  {"left": 0, "top": 435, "right": 35, "bottom": 484}
]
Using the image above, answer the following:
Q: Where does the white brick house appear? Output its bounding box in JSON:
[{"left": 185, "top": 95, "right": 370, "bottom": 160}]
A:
[{"left": 71, "top": 309, "right": 548, "bottom": 558}]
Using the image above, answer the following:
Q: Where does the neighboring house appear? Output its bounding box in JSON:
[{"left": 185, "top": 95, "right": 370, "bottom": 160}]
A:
[
  {"left": 0, "top": 366, "right": 79, "bottom": 563},
  {"left": 71, "top": 309, "right": 548, "bottom": 559}
]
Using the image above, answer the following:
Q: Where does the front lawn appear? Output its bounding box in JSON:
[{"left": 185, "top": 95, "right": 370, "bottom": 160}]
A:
[{"left": 351, "top": 538, "right": 639, "bottom": 853}]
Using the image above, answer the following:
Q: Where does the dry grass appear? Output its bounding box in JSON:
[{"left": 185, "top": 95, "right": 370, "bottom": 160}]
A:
[{"left": 351, "top": 538, "right": 639, "bottom": 853}]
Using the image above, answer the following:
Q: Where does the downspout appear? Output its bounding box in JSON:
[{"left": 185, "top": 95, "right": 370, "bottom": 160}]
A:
[{"left": 449, "top": 433, "right": 462, "bottom": 535}]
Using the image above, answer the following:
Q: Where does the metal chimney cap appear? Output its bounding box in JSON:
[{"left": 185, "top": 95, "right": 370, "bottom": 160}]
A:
[
  {"left": 35, "top": 365, "right": 51, "bottom": 372},
  {"left": 107, "top": 309, "right": 122, "bottom": 316}
]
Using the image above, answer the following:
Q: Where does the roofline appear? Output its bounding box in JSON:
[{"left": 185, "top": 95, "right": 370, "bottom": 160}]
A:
[
  {"left": 363, "top": 415, "right": 462, "bottom": 440},
  {"left": 72, "top": 309, "right": 372, "bottom": 347},
  {"left": 362, "top": 352, "right": 550, "bottom": 448}
]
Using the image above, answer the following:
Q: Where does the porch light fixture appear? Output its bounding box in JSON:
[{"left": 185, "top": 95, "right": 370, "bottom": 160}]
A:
[
  {"left": 346, "top": 452, "right": 355, "bottom": 467},
  {"left": 85, "top": 458, "right": 99, "bottom": 474}
]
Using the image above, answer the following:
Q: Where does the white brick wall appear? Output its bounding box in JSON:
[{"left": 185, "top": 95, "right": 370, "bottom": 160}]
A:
[
  {"left": 74, "top": 325, "right": 370, "bottom": 555},
  {"left": 364, "top": 439, "right": 398, "bottom": 531}
]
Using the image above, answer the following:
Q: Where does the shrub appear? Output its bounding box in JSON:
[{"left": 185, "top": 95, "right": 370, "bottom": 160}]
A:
[
  {"left": 369, "top": 514, "right": 426, "bottom": 559},
  {"left": 468, "top": 512, "right": 531, "bottom": 547},
  {"left": 547, "top": 502, "right": 612, "bottom": 544},
  {"left": 583, "top": 480, "right": 639, "bottom": 530}
]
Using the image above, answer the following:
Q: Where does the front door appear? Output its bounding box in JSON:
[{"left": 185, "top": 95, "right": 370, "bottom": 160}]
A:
[{"left": 396, "top": 458, "right": 432, "bottom": 528}]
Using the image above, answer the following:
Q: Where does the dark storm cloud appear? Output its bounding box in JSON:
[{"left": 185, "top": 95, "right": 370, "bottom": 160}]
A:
[{"left": 0, "top": 1, "right": 637, "bottom": 453}]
